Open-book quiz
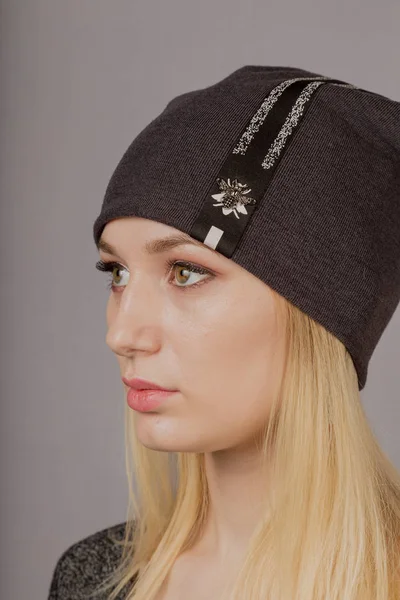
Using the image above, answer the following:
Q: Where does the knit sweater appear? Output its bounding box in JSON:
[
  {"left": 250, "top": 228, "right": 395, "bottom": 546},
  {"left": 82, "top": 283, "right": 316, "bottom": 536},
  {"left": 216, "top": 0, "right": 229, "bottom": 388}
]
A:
[{"left": 47, "top": 521, "right": 138, "bottom": 599}]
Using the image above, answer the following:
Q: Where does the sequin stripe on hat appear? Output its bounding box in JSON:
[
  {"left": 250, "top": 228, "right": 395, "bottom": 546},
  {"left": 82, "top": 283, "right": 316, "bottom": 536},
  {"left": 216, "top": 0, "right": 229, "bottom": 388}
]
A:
[
  {"left": 189, "top": 77, "right": 355, "bottom": 258},
  {"left": 232, "top": 76, "right": 329, "bottom": 156},
  {"left": 260, "top": 81, "right": 359, "bottom": 169}
]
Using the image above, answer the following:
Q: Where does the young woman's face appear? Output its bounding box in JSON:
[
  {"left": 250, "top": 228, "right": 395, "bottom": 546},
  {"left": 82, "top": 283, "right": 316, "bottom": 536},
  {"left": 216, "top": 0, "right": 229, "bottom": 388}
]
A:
[{"left": 98, "top": 217, "right": 287, "bottom": 453}]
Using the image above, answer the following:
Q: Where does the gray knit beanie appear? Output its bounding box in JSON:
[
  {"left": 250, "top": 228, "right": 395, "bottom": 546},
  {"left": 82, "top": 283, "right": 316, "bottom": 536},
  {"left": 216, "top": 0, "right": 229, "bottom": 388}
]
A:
[{"left": 93, "top": 65, "right": 400, "bottom": 391}]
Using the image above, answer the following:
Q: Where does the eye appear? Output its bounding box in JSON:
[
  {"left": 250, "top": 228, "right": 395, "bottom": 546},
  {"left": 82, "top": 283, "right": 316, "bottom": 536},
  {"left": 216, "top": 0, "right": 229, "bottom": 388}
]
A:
[
  {"left": 95, "top": 259, "right": 214, "bottom": 291},
  {"left": 95, "top": 260, "right": 129, "bottom": 290},
  {"left": 166, "top": 259, "right": 213, "bottom": 290}
]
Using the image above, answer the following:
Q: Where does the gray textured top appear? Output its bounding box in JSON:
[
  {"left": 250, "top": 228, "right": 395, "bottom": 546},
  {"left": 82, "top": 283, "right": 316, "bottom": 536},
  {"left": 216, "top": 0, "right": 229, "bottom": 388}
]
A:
[{"left": 47, "top": 521, "right": 137, "bottom": 600}]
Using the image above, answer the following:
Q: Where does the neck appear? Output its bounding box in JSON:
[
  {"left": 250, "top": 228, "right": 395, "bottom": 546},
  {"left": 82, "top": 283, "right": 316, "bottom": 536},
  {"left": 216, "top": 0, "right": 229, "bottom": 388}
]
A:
[{"left": 194, "top": 441, "right": 271, "bottom": 562}]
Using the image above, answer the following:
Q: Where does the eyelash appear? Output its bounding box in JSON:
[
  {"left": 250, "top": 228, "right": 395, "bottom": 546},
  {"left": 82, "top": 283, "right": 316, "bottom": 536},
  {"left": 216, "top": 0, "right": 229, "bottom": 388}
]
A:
[{"left": 95, "top": 258, "right": 214, "bottom": 292}]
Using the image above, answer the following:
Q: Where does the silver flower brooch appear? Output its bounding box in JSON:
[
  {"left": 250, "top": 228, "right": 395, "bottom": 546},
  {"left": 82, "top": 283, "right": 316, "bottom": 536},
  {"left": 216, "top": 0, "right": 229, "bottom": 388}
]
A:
[{"left": 211, "top": 177, "right": 256, "bottom": 219}]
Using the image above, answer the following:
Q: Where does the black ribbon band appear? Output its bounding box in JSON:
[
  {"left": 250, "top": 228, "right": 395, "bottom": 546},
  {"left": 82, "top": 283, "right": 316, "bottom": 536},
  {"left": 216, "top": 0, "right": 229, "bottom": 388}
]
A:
[{"left": 189, "top": 77, "right": 353, "bottom": 258}]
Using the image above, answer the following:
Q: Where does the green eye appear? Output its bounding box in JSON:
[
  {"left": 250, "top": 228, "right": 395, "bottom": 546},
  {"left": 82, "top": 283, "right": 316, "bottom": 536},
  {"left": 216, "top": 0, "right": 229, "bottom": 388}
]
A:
[
  {"left": 111, "top": 265, "right": 123, "bottom": 285},
  {"left": 95, "top": 259, "right": 215, "bottom": 292},
  {"left": 172, "top": 263, "right": 207, "bottom": 287},
  {"left": 166, "top": 259, "right": 213, "bottom": 289},
  {"left": 95, "top": 260, "right": 129, "bottom": 290}
]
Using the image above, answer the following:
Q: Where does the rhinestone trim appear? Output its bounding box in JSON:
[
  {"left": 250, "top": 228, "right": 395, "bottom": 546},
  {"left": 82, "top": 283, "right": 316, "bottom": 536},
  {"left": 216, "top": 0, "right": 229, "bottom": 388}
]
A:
[
  {"left": 232, "top": 76, "right": 330, "bottom": 156},
  {"left": 261, "top": 80, "right": 325, "bottom": 170}
]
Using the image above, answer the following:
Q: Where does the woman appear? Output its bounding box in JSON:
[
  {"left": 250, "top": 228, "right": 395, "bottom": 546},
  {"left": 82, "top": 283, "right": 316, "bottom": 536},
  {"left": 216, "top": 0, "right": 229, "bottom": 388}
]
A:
[{"left": 48, "top": 65, "right": 400, "bottom": 600}]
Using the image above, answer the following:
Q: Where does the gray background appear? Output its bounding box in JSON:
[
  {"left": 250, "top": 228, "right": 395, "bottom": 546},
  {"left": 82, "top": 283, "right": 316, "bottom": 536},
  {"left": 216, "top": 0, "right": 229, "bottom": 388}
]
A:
[{"left": 1, "top": 1, "right": 399, "bottom": 598}]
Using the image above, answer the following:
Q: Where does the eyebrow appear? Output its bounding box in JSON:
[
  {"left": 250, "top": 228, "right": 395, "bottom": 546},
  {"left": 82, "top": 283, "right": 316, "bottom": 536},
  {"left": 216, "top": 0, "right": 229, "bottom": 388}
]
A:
[{"left": 96, "top": 232, "right": 207, "bottom": 258}]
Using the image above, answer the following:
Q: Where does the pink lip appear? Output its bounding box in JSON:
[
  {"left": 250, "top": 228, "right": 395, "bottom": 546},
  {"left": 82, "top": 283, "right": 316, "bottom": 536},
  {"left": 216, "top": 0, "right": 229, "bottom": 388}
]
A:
[
  {"left": 126, "top": 388, "right": 177, "bottom": 412},
  {"left": 122, "top": 376, "right": 177, "bottom": 392}
]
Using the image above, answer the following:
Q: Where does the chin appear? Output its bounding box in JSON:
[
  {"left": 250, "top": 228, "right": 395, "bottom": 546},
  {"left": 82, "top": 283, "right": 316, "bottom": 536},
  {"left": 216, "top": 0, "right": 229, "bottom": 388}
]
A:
[
  {"left": 136, "top": 427, "right": 203, "bottom": 453},
  {"left": 138, "top": 433, "right": 201, "bottom": 453}
]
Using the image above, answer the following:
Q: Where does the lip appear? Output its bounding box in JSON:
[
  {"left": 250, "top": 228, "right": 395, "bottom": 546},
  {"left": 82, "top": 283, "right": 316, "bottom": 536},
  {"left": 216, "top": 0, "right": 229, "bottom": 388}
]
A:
[
  {"left": 122, "top": 376, "right": 178, "bottom": 392},
  {"left": 126, "top": 388, "right": 177, "bottom": 412}
]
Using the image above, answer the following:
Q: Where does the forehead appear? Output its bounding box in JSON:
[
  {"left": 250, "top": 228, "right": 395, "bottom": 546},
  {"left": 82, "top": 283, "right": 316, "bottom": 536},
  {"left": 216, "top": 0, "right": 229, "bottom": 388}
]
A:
[{"left": 97, "top": 217, "right": 217, "bottom": 258}]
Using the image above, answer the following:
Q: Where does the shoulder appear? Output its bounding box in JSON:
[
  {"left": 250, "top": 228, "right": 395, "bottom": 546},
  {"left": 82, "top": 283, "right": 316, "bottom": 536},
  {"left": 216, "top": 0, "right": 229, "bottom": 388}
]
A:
[{"left": 47, "top": 521, "right": 132, "bottom": 600}]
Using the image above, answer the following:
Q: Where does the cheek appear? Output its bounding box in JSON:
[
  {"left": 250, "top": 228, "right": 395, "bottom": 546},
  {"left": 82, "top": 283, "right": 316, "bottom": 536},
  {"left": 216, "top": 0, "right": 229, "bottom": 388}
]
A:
[
  {"left": 197, "top": 353, "right": 279, "bottom": 442},
  {"left": 170, "top": 296, "right": 284, "bottom": 428}
]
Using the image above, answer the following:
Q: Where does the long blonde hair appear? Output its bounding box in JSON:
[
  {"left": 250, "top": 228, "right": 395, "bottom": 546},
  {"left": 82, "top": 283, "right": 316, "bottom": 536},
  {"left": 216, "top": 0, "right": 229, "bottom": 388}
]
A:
[{"left": 90, "top": 291, "right": 400, "bottom": 600}]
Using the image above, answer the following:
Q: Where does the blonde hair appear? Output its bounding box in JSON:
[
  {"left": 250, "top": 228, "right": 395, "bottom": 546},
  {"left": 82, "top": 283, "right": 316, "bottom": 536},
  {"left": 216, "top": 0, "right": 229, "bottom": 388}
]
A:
[{"left": 89, "top": 291, "right": 400, "bottom": 600}]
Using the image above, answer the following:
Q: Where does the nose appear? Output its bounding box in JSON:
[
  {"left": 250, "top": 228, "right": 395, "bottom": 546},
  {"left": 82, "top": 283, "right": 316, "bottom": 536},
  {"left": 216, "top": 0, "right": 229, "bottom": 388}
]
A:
[{"left": 105, "top": 278, "right": 162, "bottom": 357}]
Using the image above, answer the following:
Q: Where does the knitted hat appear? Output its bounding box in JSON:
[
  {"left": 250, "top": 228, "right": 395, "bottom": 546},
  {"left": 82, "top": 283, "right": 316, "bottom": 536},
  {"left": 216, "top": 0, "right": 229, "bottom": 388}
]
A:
[{"left": 93, "top": 65, "right": 400, "bottom": 391}]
